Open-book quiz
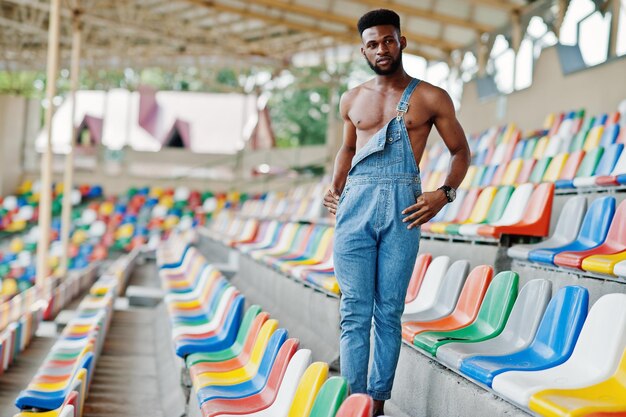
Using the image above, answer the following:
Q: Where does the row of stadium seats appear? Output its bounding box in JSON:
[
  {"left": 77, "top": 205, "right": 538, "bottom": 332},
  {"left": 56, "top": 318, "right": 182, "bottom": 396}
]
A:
[
  {"left": 400, "top": 254, "right": 626, "bottom": 416},
  {"left": 509, "top": 195, "right": 626, "bottom": 278},
  {"left": 205, "top": 215, "right": 339, "bottom": 294},
  {"left": 0, "top": 298, "right": 44, "bottom": 376},
  {"left": 422, "top": 182, "right": 554, "bottom": 238},
  {"left": 157, "top": 237, "right": 376, "bottom": 417},
  {"left": 12, "top": 250, "right": 137, "bottom": 417},
  {"left": 420, "top": 105, "right": 624, "bottom": 194}
]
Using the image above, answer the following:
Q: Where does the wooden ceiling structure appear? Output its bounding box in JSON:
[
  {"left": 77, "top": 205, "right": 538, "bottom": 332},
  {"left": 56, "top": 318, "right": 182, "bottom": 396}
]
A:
[{"left": 0, "top": 0, "right": 561, "bottom": 72}]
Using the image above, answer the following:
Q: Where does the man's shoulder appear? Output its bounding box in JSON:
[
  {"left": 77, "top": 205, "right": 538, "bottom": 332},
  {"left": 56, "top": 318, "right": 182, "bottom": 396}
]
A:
[{"left": 342, "top": 81, "right": 372, "bottom": 102}]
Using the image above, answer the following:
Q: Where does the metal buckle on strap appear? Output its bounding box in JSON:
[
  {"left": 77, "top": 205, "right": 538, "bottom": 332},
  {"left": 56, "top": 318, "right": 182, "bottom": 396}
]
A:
[{"left": 396, "top": 103, "right": 409, "bottom": 120}]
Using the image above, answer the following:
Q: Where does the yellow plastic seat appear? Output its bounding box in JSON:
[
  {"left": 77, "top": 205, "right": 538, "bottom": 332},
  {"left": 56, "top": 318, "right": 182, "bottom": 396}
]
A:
[
  {"left": 501, "top": 159, "right": 524, "bottom": 186},
  {"left": 533, "top": 136, "right": 550, "bottom": 159},
  {"left": 192, "top": 320, "right": 278, "bottom": 388},
  {"left": 543, "top": 153, "right": 570, "bottom": 183},
  {"left": 287, "top": 362, "right": 329, "bottom": 417},
  {"left": 582, "top": 252, "right": 626, "bottom": 275},
  {"left": 529, "top": 349, "right": 626, "bottom": 417},
  {"left": 462, "top": 186, "right": 498, "bottom": 224},
  {"left": 279, "top": 228, "right": 334, "bottom": 272},
  {"left": 424, "top": 171, "right": 443, "bottom": 192},
  {"left": 583, "top": 125, "right": 605, "bottom": 151},
  {"left": 459, "top": 166, "right": 477, "bottom": 190}
]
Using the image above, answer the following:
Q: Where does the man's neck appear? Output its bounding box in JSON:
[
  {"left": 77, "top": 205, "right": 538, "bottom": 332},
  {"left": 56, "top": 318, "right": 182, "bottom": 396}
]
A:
[{"left": 373, "top": 68, "right": 412, "bottom": 90}]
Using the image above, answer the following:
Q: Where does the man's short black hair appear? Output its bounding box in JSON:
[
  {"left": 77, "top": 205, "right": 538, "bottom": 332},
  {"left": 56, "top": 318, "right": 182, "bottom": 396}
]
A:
[{"left": 357, "top": 9, "right": 401, "bottom": 36}]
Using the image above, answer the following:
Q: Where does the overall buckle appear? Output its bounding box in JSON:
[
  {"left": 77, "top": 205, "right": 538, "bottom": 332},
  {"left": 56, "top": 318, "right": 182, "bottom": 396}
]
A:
[{"left": 396, "top": 103, "right": 409, "bottom": 120}]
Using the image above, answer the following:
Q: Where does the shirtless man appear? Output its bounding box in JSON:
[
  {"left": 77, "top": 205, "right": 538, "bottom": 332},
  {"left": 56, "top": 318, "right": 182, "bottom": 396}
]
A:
[{"left": 323, "top": 9, "right": 470, "bottom": 416}]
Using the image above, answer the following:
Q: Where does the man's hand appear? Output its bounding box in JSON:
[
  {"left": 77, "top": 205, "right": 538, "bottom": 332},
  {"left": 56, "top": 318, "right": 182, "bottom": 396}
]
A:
[
  {"left": 323, "top": 188, "right": 341, "bottom": 216},
  {"left": 402, "top": 190, "right": 448, "bottom": 229}
]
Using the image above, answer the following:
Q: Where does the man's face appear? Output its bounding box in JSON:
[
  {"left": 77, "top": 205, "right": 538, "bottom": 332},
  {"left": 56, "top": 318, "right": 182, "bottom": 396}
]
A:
[{"left": 360, "top": 25, "right": 405, "bottom": 76}]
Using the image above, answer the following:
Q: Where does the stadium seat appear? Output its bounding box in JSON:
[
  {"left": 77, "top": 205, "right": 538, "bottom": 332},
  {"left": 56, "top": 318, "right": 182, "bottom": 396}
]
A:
[
  {"left": 492, "top": 293, "right": 626, "bottom": 407},
  {"left": 458, "top": 186, "right": 513, "bottom": 236},
  {"left": 557, "top": 147, "right": 604, "bottom": 189},
  {"left": 595, "top": 145, "right": 626, "bottom": 186},
  {"left": 516, "top": 158, "right": 536, "bottom": 184},
  {"left": 569, "top": 116, "right": 595, "bottom": 152},
  {"left": 553, "top": 150, "right": 585, "bottom": 189},
  {"left": 437, "top": 279, "right": 551, "bottom": 370},
  {"left": 308, "top": 377, "right": 349, "bottom": 417},
  {"left": 599, "top": 114, "right": 621, "bottom": 147},
  {"left": 335, "top": 394, "right": 374, "bottom": 417},
  {"left": 471, "top": 166, "right": 487, "bottom": 187},
  {"left": 460, "top": 286, "right": 588, "bottom": 388},
  {"left": 507, "top": 195, "right": 587, "bottom": 261},
  {"left": 445, "top": 187, "right": 497, "bottom": 235},
  {"left": 556, "top": 199, "right": 626, "bottom": 272},
  {"left": 402, "top": 260, "right": 469, "bottom": 323},
  {"left": 477, "top": 183, "right": 534, "bottom": 237},
  {"left": 583, "top": 115, "right": 608, "bottom": 151},
  {"left": 412, "top": 270, "right": 518, "bottom": 356},
  {"left": 528, "top": 349, "right": 626, "bottom": 417},
  {"left": 529, "top": 157, "right": 552, "bottom": 183},
  {"left": 477, "top": 182, "right": 554, "bottom": 238},
  {"left": 404, "top": 253, "right": 432, "bottom": 304},
  {"left": 573, "top": 144, "right": 623, "bottom": 188},
  {"left": 615, "top": 260, "right": 626, "bottom": 277},
  {"left": 459, "top": 166, "right": 477, "bottom": 190},
  {"left": 543, "top": 153, "right": 570, "bottom": 183},
  {"left": 500, "top": 159, "right": 523, "bottom": 185},
  {"left": 424, "top": 188, "right": 468, "bottom": 233},
  {"left": 401, "top": 265, "right": 493, "bottom": 342},
  {"left": 403, "top": 256, "right": 450, "bottom": 315},
  {"left": 528, "top": 196, "right": 615, "bottom": 265}
]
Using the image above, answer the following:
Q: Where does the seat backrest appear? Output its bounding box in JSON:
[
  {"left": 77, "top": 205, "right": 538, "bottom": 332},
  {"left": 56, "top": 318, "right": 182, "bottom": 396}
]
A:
[
  {"left": 308, "top": 377, "right": 350, "bottom": 417},
  {"left": 485, "top": 186, "right": 515, "bottom": 224},
  {"left": 433, "top": 260, "right": 470, "bottom": 315},
  {"left": 512, "top": 141, "right": 526, "bottom": 160},
  {"left": 498, "top": 279, "right": 552, "bottom": 347},
  {"left": 335, "top": 394, "right": 374, "bottom": 417},
  {"left": 575, "top": 146, "right": 605, "bottom": 178},
  {"left": 453, "top": 188, "right": 480, "bottom": 223},
  {"left": 501, "top": 159, "right": 524, "bottom": 186},
  {"left": 570, "top": 116, "right": 595, "bottom": 152},
  {"left": 533, "top": 136, "right": 550, "bottom": 159},
  {"left": 473, "top": 271, "right": 518, "bottom": 331},
  {"left": 258, "top": 337, "right": 299, "bottom": 381},
  {"left": 459, "top": 166, "right": 477, "bottom": 189},
  {"left": 542, "top": 153, "right": 569, "bottom": 182},
  {"left": 544, "top": 135, "right": 563, "bottom": 158},
  {"left": 551, "top": 195, "right": 587, "bottom": 243},
  {"left": 405, "top": 253, "right": 433, "bottom": 304},
  {"left": 264, "top": 349, "right": 313, "bottom": 415},
  {"left": 529, "top": 286, "right": 589, "bottom": 358},
  {"left": 405, "top": 256, "right": 450, "bottom": 313},
  {"left": 516, "top": 182, "right": 555, "bottom": 227},
  {"left": 490, "top": 162, "right": 509, "bottom": 186},
  {"left": 287, "top": 362, "right": 329, "bottom": 417},
  {"left": 583, "top": 116, "right": 607, "bottom": 151},
  {"left": 557, "top": 150, "right": 585, "bottom": 180},
  {"left": 613, "top": 348, "right": 626, "bottom": 386},
  {"left": 471, "top": 165, "right": 487, "bottom": 187},
  {"left": 442, "top": 189, "right": 467, "bottom": 222},
  {"left": 595, "top": 143, "right": 624, "bottom": 176},
  {"left": 576, "top": 196, "right": 615, "bottom": 246},
  {"left": 610, "top": 144, "right": 626, "bottom": 175},
  {"left": 516, "top": 159, "right": 537, "bottom": 184},
  {"left": 529, "top": 157, "right": 552, "bottom": 183},
  {"left": 564, "top": 293, "right": 626, "bottom": 376},
  {"left": 247, "top": 319, "right": 280, "bottom": 367},
  {"left": 480, "top": 165, "right": 499, "bottom": 187},
  {"left": 492, "top": 183, "right": 534, "bottom": 226},
  {"left": 522, "top": 137, "right": 539, "bottom": 159},
  {"left": 599, "top": 121, "right": 621, "bottom": 148},
  {"left": 452, "top": 265, "right": 494, "bottom": 321},
  {"left": 604, "top": 200, "right": 626, "bottom": 246},
  {"left": 467, "top": 187, "right": 498, "bottom": 223}
]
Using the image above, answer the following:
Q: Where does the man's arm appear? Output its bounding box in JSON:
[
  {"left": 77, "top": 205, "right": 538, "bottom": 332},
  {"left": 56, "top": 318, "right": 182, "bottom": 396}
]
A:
[
  {"left": 323, "top": 91, "right": 358, "bottom": 216},
  {"left": 402, "top": 87, "right": 471, "bottom": 229}
]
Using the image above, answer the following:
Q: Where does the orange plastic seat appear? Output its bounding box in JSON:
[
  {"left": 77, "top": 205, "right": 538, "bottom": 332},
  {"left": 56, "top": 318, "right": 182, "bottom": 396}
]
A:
[{"left": 402, "top": 265, "right": 493, "bottom": 342}]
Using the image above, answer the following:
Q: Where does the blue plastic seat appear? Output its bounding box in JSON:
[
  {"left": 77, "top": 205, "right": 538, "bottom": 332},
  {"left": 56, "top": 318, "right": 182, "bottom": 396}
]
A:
[
  {"left": 459, "top": 286, "right": 589, "bottom": 387},
  {"left": 196, "top": 328, "right": 288, "bottom": 405},
  {"left": 600, "top": 123, "right": 621, "bottom": 147},
  {"left": 573, "top": 144, "right": 624, "bottom": 188},
  {"left": 528, "top": 196, "right": 615, "bottom": 265},
  {"left": 171, "top": 278, "right": 230, "bottom": 324},
  {"left": 512, "top": 141, "right": 526, "bottom": 160},
  {"left": 175, "top": 295, "right": 245, "bottom": 357},
  {"left": 618, "top": 173, "right": 626, "bottom": 185},
  {"left": 480, "top": 165, "right": 498, "bottom": 187}
]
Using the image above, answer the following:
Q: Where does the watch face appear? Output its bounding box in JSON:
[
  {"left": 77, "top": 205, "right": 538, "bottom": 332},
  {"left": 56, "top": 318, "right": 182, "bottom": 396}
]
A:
[{"left": 448, "top": 188, "right": 456, "bottom": 202}]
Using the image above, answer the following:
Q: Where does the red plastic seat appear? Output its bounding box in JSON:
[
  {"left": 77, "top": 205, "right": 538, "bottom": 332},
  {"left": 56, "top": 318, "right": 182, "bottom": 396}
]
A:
[
  {"left": 335, "top": 394, "right": 374, "bottom": 417},
  {"left": 477, "top": 182, "right": 554, "bottom": 238},
  {"left": 554, "top": 200, "right": 626, "bottom": 270},
  {"left": 404, "top": 254, "right": 432, "bottom": 304}
]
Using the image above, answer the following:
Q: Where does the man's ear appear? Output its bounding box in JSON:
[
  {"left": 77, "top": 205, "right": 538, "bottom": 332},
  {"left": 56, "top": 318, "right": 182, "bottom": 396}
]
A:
[
  {"left": 400, "top": 35, "right": 407, "bottom": 50},
  {"left": 360, "top": 45, "right": 365, "bottom": 57}
]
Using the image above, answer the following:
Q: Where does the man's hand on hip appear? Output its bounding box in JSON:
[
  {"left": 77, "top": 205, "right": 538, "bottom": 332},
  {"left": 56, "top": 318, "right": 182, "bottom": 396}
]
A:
[
  {"left": 402, "top": 190, "right": 448, "bottom": 229},
  {"left": 323, "top": 188, "right": 340, "bottom": 216}
]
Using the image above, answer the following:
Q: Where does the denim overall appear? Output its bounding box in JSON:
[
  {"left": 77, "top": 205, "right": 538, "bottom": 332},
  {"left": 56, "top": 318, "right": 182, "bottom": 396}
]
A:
[{"left": 334, "top": 78, "right": 422, "bottom": 400}]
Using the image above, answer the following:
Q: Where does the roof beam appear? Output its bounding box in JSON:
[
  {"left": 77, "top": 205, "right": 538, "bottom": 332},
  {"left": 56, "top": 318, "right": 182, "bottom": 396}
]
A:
[
  {"left": 461, "top": 0, "right": 522, "bottom": 12},
  {"left": 236, "top": 0, "right": 461, "bottom": 51},
  {"left": 345, "top": 0, "right": 495, "bottom": 33}
]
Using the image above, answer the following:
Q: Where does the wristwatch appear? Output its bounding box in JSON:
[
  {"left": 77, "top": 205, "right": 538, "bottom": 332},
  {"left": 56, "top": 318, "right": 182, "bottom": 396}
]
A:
[{"left": 438, "top": 185, "right": 456, "bottom": 203}]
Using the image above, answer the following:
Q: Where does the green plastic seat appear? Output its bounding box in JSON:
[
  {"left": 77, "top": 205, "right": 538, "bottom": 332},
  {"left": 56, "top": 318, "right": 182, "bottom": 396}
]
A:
[
  {"left": 570, "top": 116, "right": 595, "bottom": 152},
  {"left": 574, "top": 146, "right": 604, "bottom": 178},
  {"left": 528, "top": 157, "right": 552, "bottom": 183},
  {"left": 445, "top": 187, "right": 498, "bottom": 235},
  {"left": 308, "top": 376, "right": 350, "bottom": 417},
  {"left": 522, "top": 137, "right": 539, "bottom": 160},
  {"left": 458, "top": 186, "right": 514, "bottom": 236},
  {"left": 413, "top": 271, "right": 519, "bottom": 356},
  {"left": 471, "top": 165, "right": 487, "bottom": 187},
  {"left": 185, "top": 305, "right": 262, "bottom": 366}
]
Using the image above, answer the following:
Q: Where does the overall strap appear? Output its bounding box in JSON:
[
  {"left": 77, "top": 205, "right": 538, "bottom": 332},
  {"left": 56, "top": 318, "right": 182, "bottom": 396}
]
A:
[{"left": 396, "top": 78, "right": 421, "bottom": 120}]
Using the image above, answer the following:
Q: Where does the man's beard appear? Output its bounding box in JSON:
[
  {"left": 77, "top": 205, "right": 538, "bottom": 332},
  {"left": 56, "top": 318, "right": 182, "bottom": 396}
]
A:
[{"left": 366, "top": 54, "right": 402, "bottom": 75}]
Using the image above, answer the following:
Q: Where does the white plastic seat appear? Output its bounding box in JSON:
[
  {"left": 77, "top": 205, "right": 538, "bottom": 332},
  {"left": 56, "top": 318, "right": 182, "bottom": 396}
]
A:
[
  {"left": 158, "top": 246, "right": 201, "bottom": 278},
  {"left": 544, "top": 135, "right": 563, "bottom": 158},
  {"left": 614, "top": 260, "right": 626, "bottom": 277},
  {"left": 440, "top": 189, "right": 467, "bottom": 222},
  {"left": 238, "top": 221, "right": 281, "bottom": 253},
  {"left": 437, "top": 279, "right": 551, "bottom": 370},
  {"left": 403, "top": 256, "right": 450, "bottom": 316},
  {"left": 507, "top": 196, "right": 587, "bottom": 260},
  {"left": 165, "top": 266, "right": 213, "bottom": 303},
  {"left": 249, "top": 223, "right": 300, "bottom": 260},
  {"left": 171, "top": 286, "right": 236, "bottom": 338},
  {"left": 402, "top": 260, "right": 469, "bottom": 323},
  {"left": 492, "top": 293, "right": 626, "bottom": 407},
  {"left": 221, "top": 349, "right": 313, "bottom": 417}
]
